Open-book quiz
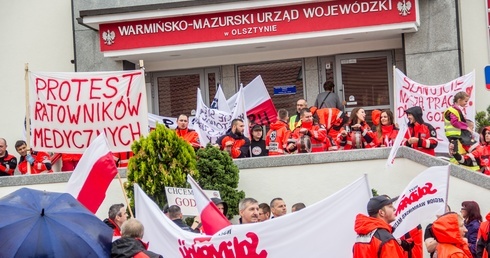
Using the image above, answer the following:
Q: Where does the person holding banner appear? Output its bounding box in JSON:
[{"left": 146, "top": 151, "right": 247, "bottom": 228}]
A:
[
  {"left": 373, "top": 110, "right": 399, "bottom": 147},
  {"left": 403, "top": 106, "right": 438, "bottom": 156},
  {"left": 338, "top": 107, "right": 378, "bottom": 150},
  {"left": 353, "top": 195, "right": 405, "bottom": 257},
  {"left": 175, "top": 114, "right": 200, "bottom": 149},
  {"left": 216, "top": 118, "right": 250, "bottom": 159},
  {"left": 15, "top": 140, "right": 52, "bottom": 174},
  {"left": 431, "top": 212, "right": 472, "bottom": 258}
]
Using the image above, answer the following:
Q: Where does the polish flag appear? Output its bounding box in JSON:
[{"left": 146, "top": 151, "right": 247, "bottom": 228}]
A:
[
  {"left": 65, "top": 133, "right": 119, "bottom": 213},
  {"left": 187, "top": 174, "right": 231, "bottom": 235},
  {"left": 227, "top": 75, "right": 277, "bottom": 125}
]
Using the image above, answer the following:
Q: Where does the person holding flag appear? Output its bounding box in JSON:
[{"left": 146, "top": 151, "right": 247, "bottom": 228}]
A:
[{"left": 353, "top": 195, "right": 405, "bottom": 258}]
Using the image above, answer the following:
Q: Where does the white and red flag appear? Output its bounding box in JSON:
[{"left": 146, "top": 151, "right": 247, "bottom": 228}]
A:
[
  {"left": 227, "top": 75, "right": 277, "bottom": 125},
  {"left": 65, "top": 133, "right": 119, "bottom": 213},
  {"left": 391, "top": 165, "right": 449, "bottom": 238},
  {"left": 187, "top": 174, "right": 231, "bottom": 235}
]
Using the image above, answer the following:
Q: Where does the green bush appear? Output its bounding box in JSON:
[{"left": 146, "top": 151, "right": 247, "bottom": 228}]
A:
[
  {"left": 475, "top": 105, "right": 490, "bottom": 133},
  {"left": 125, "top": 124, "right": 199, "bottom": 210},
  {"left": 196, "top": 145, "right": 245, "bottom": 219}
]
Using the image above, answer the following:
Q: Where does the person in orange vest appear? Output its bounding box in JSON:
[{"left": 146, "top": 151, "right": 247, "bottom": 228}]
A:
[
  {"left": 15, "top": 140, "right": 52, "bottom": 174},
  {"left": 290, "top": 108, "right": 327, "bottom": 153},
  {"left": 288, "top": 99, "right": 307, "bottom": 131},
  {"left": 337, "top": 107, "right": 378, "bottom": 150},
  {"left": 431, "top": 212, "right": 472, "bottom": 258},
  {"left": 61, "top": 153, "right": 82, "bottom": 172},
  {"left": 310, "top": 106, "right": 345, "bottom": 140},
  {"left": 266, "top": 109, "right": 292, "bottom": 156},
  {"left": 399, "top": 225, "right": 423, "bottom": 258},
  {"left": 175, "top": 114, "right": 200, "bottom": 149}
]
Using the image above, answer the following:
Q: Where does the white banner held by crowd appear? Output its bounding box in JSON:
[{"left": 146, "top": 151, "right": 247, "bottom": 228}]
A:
[
  {"left": 394, "top": 69, "right": 475, "bottom": 153},
  {"left": 29, "top": 70, "right": 148, "bottom": 153},
  {"left": 135, "top": 175, "right": 372, "bottom": 258},
  {"left": 391, "top": 165, "right": 449, "bottom": 238}
]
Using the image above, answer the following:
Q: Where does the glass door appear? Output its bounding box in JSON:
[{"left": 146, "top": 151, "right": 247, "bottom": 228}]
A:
[
  {"left": 152, "top": 68, "right": 220, "bottom": 117},
  {"left": 335, "top": 51, "right": 393, "bottom": 123}
]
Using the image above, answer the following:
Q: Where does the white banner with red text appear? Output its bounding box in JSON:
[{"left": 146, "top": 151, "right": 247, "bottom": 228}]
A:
[
  {"left": 394, "top": 69, "right": 475, "bottom": 153},
  {"left": 135, "top": 175, "right": 371, "bottom": 258},
  {"left": 391, "top": 165, "right": 449, "bottom": 238},
  {"left": 29, "top": 70, "right": 148, "bottom": 153}
]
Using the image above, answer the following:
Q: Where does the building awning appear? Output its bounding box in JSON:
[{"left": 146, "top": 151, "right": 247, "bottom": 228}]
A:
[{"left": 78, "top": 0, "right": 419, "bottom": 70}]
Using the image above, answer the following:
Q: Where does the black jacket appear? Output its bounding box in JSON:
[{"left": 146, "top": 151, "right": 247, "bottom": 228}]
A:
[{"left": 111, "top": 237, "right": 162, "bottom": 258}]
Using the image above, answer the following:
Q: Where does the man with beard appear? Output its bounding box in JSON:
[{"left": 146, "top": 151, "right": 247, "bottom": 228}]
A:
[
  {"left": 216, "top": 119, "right": 250, "bottom": 158},
  {"left": 353, "top": 195, "right": 405, "bottom": 258},
  {"left": 289, "top": 99, "right": 307, "bottom": 130},
  {"left": 239, "top": 198, "right": 260, "bottom": 224}
]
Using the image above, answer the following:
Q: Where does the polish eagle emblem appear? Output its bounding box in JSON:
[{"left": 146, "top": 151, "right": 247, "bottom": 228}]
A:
[
  {"left": 397, "top": 0, "right": 412, "bottom": 16},
  {"left": 102, "top": 30, "right": 116, "bottom": 45}
]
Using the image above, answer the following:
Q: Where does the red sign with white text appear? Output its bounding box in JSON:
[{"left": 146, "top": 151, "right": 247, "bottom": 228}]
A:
[{"left": 99, "top": 0, "right": 417, "bottom": 51}]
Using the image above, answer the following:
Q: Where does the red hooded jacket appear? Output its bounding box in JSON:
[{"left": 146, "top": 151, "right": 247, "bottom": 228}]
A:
[
  {"left": 476, "top": 212, "right": 490, "bottom": 258},
  {"left": 353, "top": 214, "right": 405, "bottom": 258},
  {"left": 265, "top": 120, "right": 291, "bottom": 155},
  {"left": 432, "top": 213, "right": 472, "bottom": 258}
]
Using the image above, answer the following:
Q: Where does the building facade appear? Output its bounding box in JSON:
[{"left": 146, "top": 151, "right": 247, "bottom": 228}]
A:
[
  {"left": 74, "top": 0, "right": 490, "bottom": 123},
  {"left": 1, "top": 0, "right": 489, "bottom": 158}
]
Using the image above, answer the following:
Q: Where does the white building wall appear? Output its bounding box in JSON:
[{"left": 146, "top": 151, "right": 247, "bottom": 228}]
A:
[
  {"left": 0, "top": 1, "right": 74, "bottom": 156},
  {"left": 459, "top": 1, "right": 490, "bottom": 112}
]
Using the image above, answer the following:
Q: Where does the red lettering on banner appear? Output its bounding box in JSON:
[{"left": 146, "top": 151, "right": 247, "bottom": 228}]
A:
[
  {"left": 395, "top": 182, "right": 437, "bottom": 216},
  {"left": 71, "top": 78, "right": 89, "bottom": 101},
  {"left": 179, "top": 232, "right": 268, "bottom": 258},
  {"left": 32, "top": 122, "right": 141, "bottom": 150},
  {"left": 122, "top": 72, "right": 141, "bottom": 97},
  {"left": 104, "top": 77, "right": 119, "bottom": 98},
  {"left": 89, "top": 78, "right": 103, "bottom": 100}
]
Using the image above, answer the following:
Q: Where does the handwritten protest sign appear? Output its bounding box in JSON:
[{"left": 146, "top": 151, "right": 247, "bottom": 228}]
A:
[
  {"left": 165, "top": 187, "right": 220, "bottom": 216},
  {"left": 394, "top": 69, "right": 475, "bottom": 153},
  {"left": 29, "top": 70, "right": 148, "bottom": 153}
]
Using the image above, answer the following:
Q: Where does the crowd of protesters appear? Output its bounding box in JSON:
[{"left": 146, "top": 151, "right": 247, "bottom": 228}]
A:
[{"left": 1, "top": 87, "right": 489, "bottom": 176}]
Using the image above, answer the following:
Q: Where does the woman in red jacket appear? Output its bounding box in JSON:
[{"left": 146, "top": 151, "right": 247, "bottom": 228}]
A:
[
  {"left": 373, "top": 110, "right": 399, "bottom": 147},
  {"left": 337, "top": 107, "right": 378, "bottom": 150},
  {"left": 432, "top": 212, "right": 472, "bottom": 258}
]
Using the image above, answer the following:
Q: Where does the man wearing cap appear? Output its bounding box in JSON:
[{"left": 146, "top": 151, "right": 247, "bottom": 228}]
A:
[
  {"left": 353, "top": 195, "right": 405, "bottom": 257},
  {"left": 249, "top": 124, "right": 268, "bottom": 157}
]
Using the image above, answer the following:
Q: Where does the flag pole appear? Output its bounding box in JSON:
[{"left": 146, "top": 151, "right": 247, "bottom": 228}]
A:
[
  {"left": 24, "top": 63, "right": 31, "bottom": 175},
  {"left": 117, "top": 172, "right": 134, "bottom": 218},
  {"left": 444, "top": 165, "right": 450, "bottom": 211}
]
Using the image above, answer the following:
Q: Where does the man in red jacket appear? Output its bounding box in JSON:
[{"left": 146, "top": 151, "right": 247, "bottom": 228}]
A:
[
  {"left": 266, "top": 109, "right": 292, "bottom": 156},
  {"left": 15, "top": 140, "right": 52, "bottom": 174},
  {"left": 353, "top": 195, "right": 405, "bottom": 258},
  {"left": 290, "top": 108, "right": 327, "bottom": 153},
  {"left": 216, "top": 118, "right": 250, "bottom": 158},
  {"left": 175, "top": 114, "right": 200, "bottom": 149},
  {"left": 0, "top": 138, "right": 17, "bottom": 176}
]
